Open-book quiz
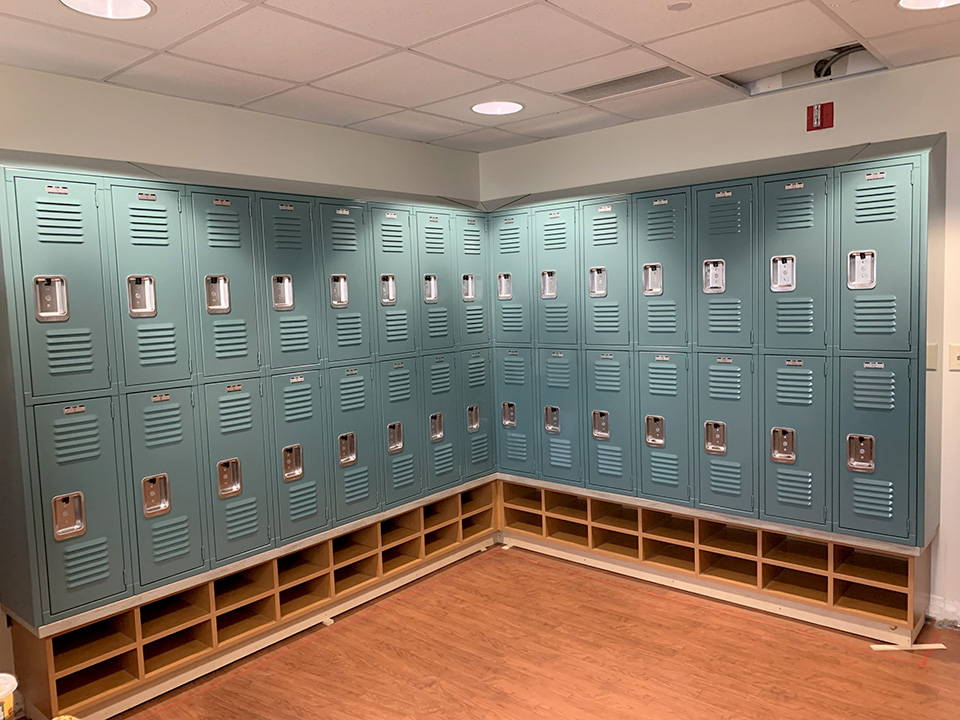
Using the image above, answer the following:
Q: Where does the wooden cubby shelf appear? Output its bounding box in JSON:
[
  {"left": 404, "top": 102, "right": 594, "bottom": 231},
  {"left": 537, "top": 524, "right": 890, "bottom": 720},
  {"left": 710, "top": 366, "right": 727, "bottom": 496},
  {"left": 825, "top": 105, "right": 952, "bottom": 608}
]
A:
[
  {"left": 642, "top": 538, "right": 696, "bottom": 573},
  {"left": 833, "top": 579, "right": 909, "bottom": 621},
  {"left": 699, "top": 521, "right": 758, "bottom": 558},
  {"left": 504, "top": 507, "right": 543, "bottom": 536},
  {"left": 139, "top": 587, "right": 211, "bottom": 642},
  {"left": 279, "top": 576, "right": 333, "bottom": 619},
  {"left": 592, "top": 527, "right": 640, "bottom": 558},
  {"left": 423, "top": 496, "right": 460, "bottom": 530},
  {"left": 51, "top": 612, "right": 137, "bottom": 677},
  {"left": 502, "top": 482, "right": 542, "bottom": 511},
  {"left": 762, "top": 565, "right": 829, "bottom": 605},
  {"left": 590, "top": 500, "right": 639, "bottom": 534},
  {"left": 460, "top": 484, "right": 494, "bottom": 516},
  {"left": 461, "top": 509, "right": 494, "bottom": 540},
  {"left": 55, "top": 650, "right": 139, "bottom": 713},
  {"left": 546, "top": 516, "right": 589, "bottom": 547},
  {"left": 544, "top": 491, "right": 588, "bottom": 522},
  {"left": 833, "top": 546, "right": 910, "bottom": 589},
  {"left": 276, "top": 544, "right": 331, "bottom": 589},
  {"left": 213, "top": 562, "right": 275, "bottom": 613},
  {"left": 382, "top": 538, "right": 422, "bottom": 575},
  {"left": 143, "top": 621, "right": 214, "bottom": 678},
  {"left": 216, "top": 597, "right": 277, "bottom": 646},
  {"left": 380, "top": 509, "right": 422, "bottom": 548},
  {"left": 332, "top": 525, "right": 379, "bottom": 567},
  {"left": 641, "top": 509, "right": 695, "bottom": 545},
  {"left": 761, "top": 533, "right": 829, "bottom": 573},
  {"left": 424, "top": 523, "right": 459, "bottom": 557},
  {"left": 699, "top": 550, "right": 758, "bottom": 588},
  {"left": 333, "top": 555, "right": 380, "bottom": 596}
]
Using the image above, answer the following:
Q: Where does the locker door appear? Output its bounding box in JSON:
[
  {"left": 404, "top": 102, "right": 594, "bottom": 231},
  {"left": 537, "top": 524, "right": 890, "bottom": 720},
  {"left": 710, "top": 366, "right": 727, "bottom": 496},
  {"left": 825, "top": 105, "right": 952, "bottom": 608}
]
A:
[
  {"left": 697, "top": 353, "right": 756, "bottom": 514},
  {"left": 538, "top": 349, "right": 582, "bottom": 484},
  {"left": 126, "top": 388, "right": 205, "bottom": 586},
  {"left": 762, "top": 356, "right": 828, "bottom": 526},
  {"left": 534, "top": 206, "right": 578, "bottom": 345},
  {"left": 378, "top": 357, "right": 424, "bottom": 506},
  {"left": 261, "top": 197, "right": 320, "bottom": 369},
  {"left": 371, "top": 207, "right": 417, "bottom": 356},
  {"left": 696, "top": 184, "right": 754, "bottom": 348},
  {"left": 203, "top": 380, "right": 271, "bottom": 562},
  {"left": 455, "top": 214, "right": 490, "bottom": 346},
  {"left": 762, "top": 175, "right": 829, "bottom": 351},
  {"left": 423, "top": 353, "right": 461, "bottom": 491},
  {"left": 491, "top": 213, "right": 532, "bottom": 345},
  {"left": 582, "top": 200, "right": 630, "bottom": 346},
  {"left": 112, "top": 184, "right": 191, "bottom": 386},
  {"left": 461, "top": 347, "right": 494, "bottom": 478},
  {"left": 838, "top": 164, "right": 914, "bottom": 352},
  {"left": 192, "top": 191, "right": 260, "bottom": 377},
  {"left": 837, "top": 357, "right": 911, "bottom": 538},
  {"left": 638, "top": 351, "right": 691, "bottom": 503},
  {"left": 35, "top": 398, "right": 127, "bottom": 614},
  {"left": 417, "top": 211, "right": 456, "bottom": 351},
  {"left": 270, "top": 371, "right": 329, "bottom": 542},
  {"left": 635, "top": 191, "right": 688, "bottom": 348},
  {"left": 16, "top": 177, "right": 112, "bottom": 397},
  {"left": 319, "top": 204, "right": 373, "bottom": 363},
  {"left": 495, "top": 347, "right": 537, "bottom": 474},
  {"left": 585, "top": 350, "right": 633, "bottom": 493},
  {"left": 328, "top": 364, "right": 379, "bottom": 521}
]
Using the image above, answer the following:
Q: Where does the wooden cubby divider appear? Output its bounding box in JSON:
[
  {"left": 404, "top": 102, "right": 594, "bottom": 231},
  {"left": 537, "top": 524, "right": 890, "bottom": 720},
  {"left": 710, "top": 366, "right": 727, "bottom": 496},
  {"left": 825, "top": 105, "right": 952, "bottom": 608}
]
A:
[
  {"left": 332, "top": 525, "right": 380, "bottom": 567},
  {"left": 543, "top": 491, "right": 588, "bottom": 522},
  {"left": 423, "top": 496, "right": 461, "bottom": 530}
]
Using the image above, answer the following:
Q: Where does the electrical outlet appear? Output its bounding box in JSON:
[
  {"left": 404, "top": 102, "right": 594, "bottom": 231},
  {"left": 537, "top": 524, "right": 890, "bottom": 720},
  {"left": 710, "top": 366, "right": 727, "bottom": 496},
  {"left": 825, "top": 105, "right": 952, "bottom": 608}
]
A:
[{"left": 949, "top": 344, "right": 960, "bottom": 372}]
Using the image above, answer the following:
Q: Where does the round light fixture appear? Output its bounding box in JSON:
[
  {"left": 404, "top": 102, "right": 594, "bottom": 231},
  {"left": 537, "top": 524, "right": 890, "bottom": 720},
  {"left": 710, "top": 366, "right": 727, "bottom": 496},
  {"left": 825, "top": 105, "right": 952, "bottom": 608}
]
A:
[
  {"left": 667, "top": 1, "right": 693, "bottom": 11},
  {"left": 59, "top": 0, "right": 155, "bottom": 20},
  {"left": 898, "top": 0, "right": 960, "bottom": 9},
  {"left": 471, "top": 101, "right": 524, "bottom": 116}
]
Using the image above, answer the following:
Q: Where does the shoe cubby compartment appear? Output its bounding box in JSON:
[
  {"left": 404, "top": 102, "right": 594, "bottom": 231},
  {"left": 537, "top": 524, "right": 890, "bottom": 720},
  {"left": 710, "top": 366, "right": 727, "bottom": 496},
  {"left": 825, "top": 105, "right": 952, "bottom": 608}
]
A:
[
  {"left": 698, "top": 521, "right": 758, "bottom": 558},
  {"left": 380, "top": 509, "right": 422, "bottom": 547},
  {"left": 761, "top": 533, "right": 828, "bottom": 573},
  {"left": 833, "top": 579, "right": 909, "bottom": 622},
  {"left": 55, "top": 649, "right": 140, "bottom": 713},
  {"left": 761, "top": 565, "right": 829, "bottom": 604},
  {"left": 423, "top": 496, "right": 460, "bottom": 530},
  {"left": 276, "top": 543, "right": 332, "bottom": 589},
  {"left": 504, "top": 507, "right": 543, "bottom": 535},
  {"left": 699, "top": 550, "right": 758, "bottom": 587},
  {"left": 590, "top": 500, "right": 639, "bottom": 534},
  {"left": 333, "top": 555, "right": 380, "bottom": 596},
  {"left": 543, "top": 491, "right": 588, "bottom": 522},
  {"left": 545, "top": 516, "right": 589, "bottom": 547},
  {"left": 213, "top": 562, "right": 276, "bottom": 613},
  {"left": 143, "top": 621, "right": 214, "bottom": 677},
  {"left": 591, "top": 527, "right": 639, "bottom": 558},
  {"left": 641, "top": 509, "right": 695, "bottom": 545},
  {"left": 461, "top": 508, "right": 494, "bottom": 540},
  {"left": 424, "top": 522, "right": 459, "bottom": 557},
  {"left": 642, "top": 538, "right": 696, "bottom": 572},
  {"left": 332, "top": 525, "right": 379, "bottom": 567},
  {"left": 140, "top": 586, "right": 212, "bottom": 642},
  {"left": 382, "top": 537, "right": 422, "bottom": 575},
  {"left": 51, "top": 612, "right": 138, "bottom": 677},
  {"left": 502, "top": 482, "right": 542, "bottom": 511},
  {"left": 215, "top": 597, "right": 278, "bottom": 646},
  {"left": 460, "top": 483, "right": 494, "bottom": 515},
  {"left": 279, "top": 575, "right": 333, "bottom": 618},
  {"left": 833, "top": 546, "right": 909, "bottom": 589}
]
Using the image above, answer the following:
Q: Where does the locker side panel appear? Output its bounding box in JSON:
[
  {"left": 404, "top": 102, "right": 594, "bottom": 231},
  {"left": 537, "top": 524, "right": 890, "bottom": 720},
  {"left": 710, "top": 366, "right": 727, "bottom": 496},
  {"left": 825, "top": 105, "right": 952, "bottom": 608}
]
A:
[
  {"left": 582, "top": 199, "right": 630, "bottom": 347},
  {"left": 491, "top": 213, "right": 532, "bottom": 345},
  {"left": 423, "top": 352, "right": 461, "bottom": 491},
  {"left": 538, "top": 348, "right": 582, "bottom": 485},
  {"left": 638, "top": 351, "right": 692, "bottom": 504},
  {"left": 328, "top": 364, "right": 379, "bottom": 521},
  {"left": 460, "top": 347, "right": 494, "bottom": 478},
  {"left": 585, "top": 349, "right": 633, "bottom": 493},
  {"left": 371, "top": 206, "right": 417, "bottom": 356},
  {"left": 534, "top": 206, "right": 578, "bottom": 346},
  {"left": 455, "top": 214, "right": 490, "bottom": 346},
  {"left": 495, "top": 347, "right": 537, "bottom": 475},
  {"left": 378, "top": 357, "right": 424, "bottom": 507},
  {"left": 417, "top": 211, "right": 456, "bottom": 352}
]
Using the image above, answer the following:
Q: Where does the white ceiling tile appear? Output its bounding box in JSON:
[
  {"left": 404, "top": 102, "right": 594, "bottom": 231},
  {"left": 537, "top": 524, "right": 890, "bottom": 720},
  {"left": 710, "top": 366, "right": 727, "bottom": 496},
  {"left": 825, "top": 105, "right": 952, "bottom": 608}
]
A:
[
  {"left": 870, "top": 19, "right": 960, "bottom": 66},
  {"left": 349, "top": 111, "right": 481, "bottom": 141},
  {"left": 172, "top": 6, "right": 392, "bottom": 82},
  {"left": 823, "top": 0, "right": 960, "bottom": 39},
  {"left": 417, "top": 5, "right": 627, "bottom": 79},
  {"left": 518, "top": 48, "right": 664, "bottom": 93},
  {"left": 417, "top": 84, "right": 579, "bottom": 125},
  {"left": 549, "top": 0, "right": 792, "bottom": 44},
  {"left": 265, "top": 0, "right": 529, "bottom": 45},
  {"left": 246, "top": 86, "right": 399, "bottom": 125},
  {"left": 110, "top": 55, "right": 294, "bottom": 105},
  {"left": 0, "top": 15, "right": 150, "bottom": 80},
  {"left": 432, "top": 128, "right": 536, "bottom": 152},
  {"left": 0, "top": 0, "right": 245, "bottom": 49},
  {"left": 499, "top": 107, "right": 629, "bottom": 138},
  {"left": 313, "top": 52, "right": 496, "bottom": 107},
  {"left": 647, "top": 2, "right": 853, "bottom": 75},
  {"left": 594, "top": 79, "right": 744, "bottom": 120}
]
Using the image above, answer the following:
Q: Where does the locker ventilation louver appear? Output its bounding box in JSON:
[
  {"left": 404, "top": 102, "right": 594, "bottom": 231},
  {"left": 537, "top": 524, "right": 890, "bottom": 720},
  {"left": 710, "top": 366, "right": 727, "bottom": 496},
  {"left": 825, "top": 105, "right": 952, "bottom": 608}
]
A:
[
  {"left": 708, "top": 299, "right": 743, "bottom": 333},
  {"left": 503, "top": 357, "right": 526, "bottom": 384},
  {"left": 590, "top": 215, "right": 619, "bottom": 246},
  {"left": 709, "top": 460, "right": 743, "bottom": 496},
  {"left": 498, "top": 226, "right": 521, "bottom": 253},
  {"left": 548, "top": 438, "right": 573, "bottom": 469},
  {"left": 335, "top": 314, "right": 363, "bottom": 347},
  {"left": 853, "top": 184, "right": 898, "bottom": 223},
  {"left": 384, "top": 310, "right": 410, "bottom": 343},
  {"left": 46, "top": 328, "right": 95, "bottom": 376},
  {"left": 776, "top": 194, "right": 815, "bottom": 230},
  {"left": 506, "top": 434, "right": 528, "bottom": 462},
  {"left": 500, "top": 306, "right": 525, "bottom": 333},
  {"left": 150, "top": 516, "right": 191, "bottom": 563},
  {"left": 853, "top": 370, "right": 896, "bottom": 410},
  {"left": 467, "top": 357, "right": 487, "bottom": 388},
  {"left": 136, "top": 324, "right": 178, "bottom": 366},
  {"left": 212, "top": 320, "right": 249, "bottom": 359},
  {"left": 387, "top": 368, "right": 413, "bottom": 402},
  {"left": 283, "top": 384, "right": 314, "bottom": 422},
  {"left": 433, "top": 443, "right": 455, "bottom": 474},
  {"left": 649, "top": 452, "right": 681, "bottom": 487},
  {"left": 591, "top": 304, "right": 621, "bottom": 333},
  {"left": 775, "top": 368, "right": 814, "bottom": 406},
  {"left": 647, "top": 363, "right": 679, "bottom": 396},
  {"left": 224, "top": 497, "right": 259, "bottom": 540},
  {"left": 776, "top": 468, "right": 814, "bottom": 508},
  {"left": 279, "top": 316, "right": 311, "bottom": 353},
  {"left": 462, "top": 226, "right": 481, "bottom": 255},
  {"left": 707, "top": 201, "right": 745, "bottom": 236},
  {"left": 338, "top": 376, "right": 367, "bottom": 411},
  {"left": 596, "top": 445, "right": 624, "bottom": 476},
  {"left": 708, "top": 364, "right": 743, "bottom": 400},
  {"left": 545, "top": 357, "right": 571, "bottom": 388},
  {"left": 427, "top": 308, "right": 450, "bottom": 338},
  {"left": 543, "top": 306, "right": 570, "bottom": 334},
  {"left": 542, "top": 220, "right": 568, "bottom": 250},
  {"left": 142, "top": 402, "right": 184, "bottom": 448},
  {"left": 379, "top": 221, "right": 406, "bottom": 252},
  {"left": 205, "top": 209, "right": 242, "bottom": 248},
  {"left": 63, "top": 537, "right": 111, "bottom": 589},
  {"left": 329, "top": 217, "right": 359, "bottom": 251},
  {"left": 852, "top": 477, "right": 895, "bottom": 519},
  {"left": 423, "top": 225, "right": 446, "bottom": 254},
  {"left": 647, "top": 301, "right": 679, "bottom": 333},
  {"left": 35, "top": 198, "right": 84, "bottom": 243},
  {"left": 593, "top": 359, "right": 622, "bottom": 392},
  {"left": 53, "top": 414, "right": 102, "bottom": 463},
  {"left": 218, "top": 392, "right": 253, "bottom": 434},
  {"left": 343, "top": 466, "right": 370, "bottom": 503},
  {"left": 128, "top": 204, "right": 170, "bottom": 246},
  {"left": 288, "top": 482, "right": 319, "bottom": 521},
  {"left": 272, "top": 214, "right": 305, "bottom": 251},
  {"left": 464, "top": 306, "right": 485, "bottom": 335},
  {"left": 776, "top": 298, "right": 815, "bottom": 334},
  {"left": 645, "top": 206, "right": 678, "bottom": 242},
  {"left": 390, "top": 455, "right": 415, "bottom": 489},
  {"left": 470, "top": 434, "right": 490, "bottom": 464},
  {"left": 853, "top": 296, "right": 897, "bottom": 335},
  {"left": 430, "top": 363, "right": 452, "bottom": 394}
]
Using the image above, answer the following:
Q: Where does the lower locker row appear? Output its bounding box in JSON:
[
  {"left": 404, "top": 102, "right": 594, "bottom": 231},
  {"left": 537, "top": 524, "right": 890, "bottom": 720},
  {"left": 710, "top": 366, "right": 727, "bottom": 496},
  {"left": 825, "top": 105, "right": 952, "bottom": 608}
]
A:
[
  {"left": 495, "top": 347, "right": 915, "bottom": 543},
  {"left": 32, "top": 349, "right": 495, "bottom": 623}
]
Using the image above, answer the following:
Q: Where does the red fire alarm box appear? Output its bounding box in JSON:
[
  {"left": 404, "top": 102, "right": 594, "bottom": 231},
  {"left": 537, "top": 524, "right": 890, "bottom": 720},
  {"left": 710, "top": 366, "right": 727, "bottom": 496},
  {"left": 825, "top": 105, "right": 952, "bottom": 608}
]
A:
[{"left": 807, "top": 102, "right": 834, "bottom": 131}]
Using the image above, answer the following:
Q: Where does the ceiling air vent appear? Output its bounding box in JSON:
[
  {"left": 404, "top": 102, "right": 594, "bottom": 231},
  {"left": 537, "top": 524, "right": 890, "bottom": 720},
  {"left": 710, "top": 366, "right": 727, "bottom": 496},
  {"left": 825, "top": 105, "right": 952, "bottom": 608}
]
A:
[{"left": 562, "top": 67, "right": 691, "bottom": 102}]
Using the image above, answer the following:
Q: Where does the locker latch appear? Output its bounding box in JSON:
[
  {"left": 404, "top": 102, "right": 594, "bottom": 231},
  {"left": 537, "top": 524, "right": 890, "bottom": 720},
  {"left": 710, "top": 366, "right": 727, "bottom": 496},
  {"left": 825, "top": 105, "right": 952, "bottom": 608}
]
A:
[
  {"left": 51, "top": 492, "right": 86, "bottom": 541},
  {"left": 466, "top": 405, "right": 480, "bottom": 432},
  {"left": 846, "top": 434, "right": 876, "bottom": 473},
  {"left": 770, "top": 427, "right": 797, "bottom": 464},
  {"left": 591, "top": 410, "right": 610, "bottom": 440},
  {"left": 272, "top": 274, "right": 294, "bottom": 311},
  {"left": 462, "top": 274, "right": 476, "bottom": 302},
  {"left": 423, "top": 274, "right": 439, "bottom": 304},
  {"left": 704, "top": 421, "right": 727, "bottom": 455},
  {"left": 430, "top": 413, "right": 445, "bottom": 442},
  {"left": 645, "top": 415, "right": 665, "bottom": 447},
  {"left": 338, "top": 433, "right": 358, "bottom": 467},
  {"left": 642, "top": 264, "right": 663, "bottom": 296},
  {"left": 588, "top": 267, "right": 607, "bottom": 298},
  {"left": 847, "top": 250, "right": 877, "bottom": 290},
  {"left": 34, "top": 276, "right": 69, "bottom": 322},
  {"left": 379, "top": 274, "right": 397, "bottom": 306},
  {"left": 205, "top": 275, "right": 231, "bottom": 314},
  {"left": 142, "top": 474, "right": 171, "bottom": 517},
  {"left": 540, "top": 270, "right": 558, "bottom": 300},
  {"left": 497, "top": 273, "right": 513, "bottom": 300},
  {"left": 387, "top": 422, "right": 404, "bottom": 454},
  {"left": 127, "top": 275, "right": 157, "bottom": 318},
  {"left": 217, "top": 458, "right": 242, "bottom": 498},
  {"left": 330, "top": 274, "right": 349, "bottom": 308},
  {"left": 544, "top": 406, "right": 561, "bottom": 434},
  {"left": 281, "top": 444, "right": 304, "bottom": 481},
  {"left": 770, "top": 256, "right": 797, "bottom": 293},
  {"left": 702, "top": 260, "right": 726, "bottom": 294},
  {"left": 501, "top": 401, "right": 517, "bottom": 428}
]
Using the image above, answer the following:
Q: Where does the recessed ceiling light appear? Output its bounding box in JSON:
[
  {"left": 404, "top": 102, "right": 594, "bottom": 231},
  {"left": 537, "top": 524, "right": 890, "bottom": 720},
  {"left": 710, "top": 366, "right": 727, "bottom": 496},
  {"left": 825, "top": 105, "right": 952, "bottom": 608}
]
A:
[
  {"left": 898, "top": 0, "right": 960, "bottom": 9},
  {"left": 59, "top": 0, "right": 155, "bottom": 20},
  {"left": 667, "top": 1, "right": 693, "bottom": 11},
  {"left": 471, "top": 101, "right": 524, "bottom": 116}
]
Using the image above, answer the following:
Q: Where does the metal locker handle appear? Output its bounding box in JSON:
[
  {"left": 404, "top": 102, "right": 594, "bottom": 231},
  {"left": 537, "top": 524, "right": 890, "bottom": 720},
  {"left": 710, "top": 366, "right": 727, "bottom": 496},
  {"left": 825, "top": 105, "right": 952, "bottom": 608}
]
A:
[
  {"left": 770, "top": 427, "right": 797, "bottom": 464},
  {"left": 272, "top": 274, "right": 294, "bottom": 311},
  {"left": 642, "top": 264, "right": 663, "bottom": 297},
  {"left": 501, "top": 401, "right": 517, "bottom": 428},
  {"left": 51, "top": 492, "right": 86, "bottom": 541},
  {"left": 205, "top": 275, "right": 231, "bottom": 314},
  {"left": 281, "top": 444, "right": 304, "bottom": 481},
  {"left": 847, "top": 250, "right": 877, "bottom": 290},
  {"left": 846, "top": 434, "right": 876, "bottom": 473},
  {"left": 330, "top": 274, "right": 349, "bottom": 308},
  {"left": 588, "top": 267, "right": 607, "bottom": 298},
  {"left": 379, "top": 274, "right": 397, "bottom": 306},
  {"left": 127, "top": 275, "right": 158, "bottom": 318},
  {"left": 540, "top": 270, "right": 558, "bottom": 299},
  {"left": 591, "top": 410, "right": 610, "bottom": 440},
  {"left": 645, "top": 415, "right": 666, "bottom": 447},
  {"left": 544, "top": 406, "right": 561, "bottom": 434},
  {"left": 338, "top": 433, "right": 358, "bottom": 467},
  {"left": 387, "top": 422, "right": 404, "bottom": 454},
  {"left": 704, "top": 421, "right": 727, "bottom": 455},
  {"left": 423, "top": 274, "right": 439, "bottom": 304},
  {"left": 770, "top": 256, "right": 797, "bottom": 293},
  {"left": 430, "top": 413, "right": 445, "bottom": 442},
  {"left": 466, "top": 405, "right": 480, "bottom": 432},
  {"left": 462, "top": 274, "right": 476, "bottom": 302},
  {"left": 217, "top": 458, "right": 242, "bottom": 498},
  {"left": 34, "top": 276, "right": 69, "bottom": 322},
  {"left": 702, "top": 260, "right": 726, "bottom": 294},
  {"left": 497, "top": 273, "right": 513, "bottom": 300},
  {"left": 142, "top": 474, "right": 171, "bottom": 518}
]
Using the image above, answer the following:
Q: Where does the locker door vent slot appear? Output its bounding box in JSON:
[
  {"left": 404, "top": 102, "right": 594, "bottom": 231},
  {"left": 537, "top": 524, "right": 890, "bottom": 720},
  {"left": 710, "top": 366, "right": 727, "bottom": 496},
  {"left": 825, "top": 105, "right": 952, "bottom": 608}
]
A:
[
  {"left": 423, "top": 274, "right": 439, "bottom": 304},
  {"left": 704, "top": 421, "right": 727, "bottom": 455},
  {"left": 847, "top": 250, "right": 877, "bottom": 290},
  {"left": 272, "top": 275, "right": 294, "bottom": 311},
  {"left": 462, "top": 274, "right": 476, "bottom": 302},
  {"left": 702, "top": 259, "right": 726, "bottom": 294},
  {"left": 387, "top": 422, "right": 404, "bottom": 454},
  {"left": 34, "top": 276, "right": 69, "bottom": 322},
  {"left": 142, "top": 474, "right": 171, "bottom": 518},
  {"left": 466, "top": 405, "right": 480, "bottom": 432},
  {"left": 338, "top": 433, "right": 357, "bottom": 467},
  {"left": 846, "top": 434, "right": 876, "bottom": 473},
  {"left": 501, "top": 401, "right": 517, "bottom": 428},
  {"left": 497, "top": 272, "right": 513, "bottom": 300},
  {"left": 540, "top": 270, "right": 558, "bottom": 299},
  {"left": 216, "top": 458, "right": 242, "bottom": 498},
  {"left": 770, "top": 256, "right": 796, "bottom": 293},
  {"left": 205, "top": 275, "right": 231, "bottom": 314},
  {"left": 591, "top": 410, "right": 610, "bottom": 440},
  {"left": 127, "top": 275, "right": 157, "bottom": 318},
  {"left": 330, "top": 274, "right": 349, "bottom": 308},
  {"left": 642, "top": 263, "right": 662, "bottom": 296},
  {"left": 645, "top": 415, "right": 665, "bottom": 447},
  {"left": 281, "top": 444, "right": 304, "bottom": 482},
  {"left": 429, "top": 413, "right": 444, "bottom": 442},
  {"left": 588, "top": 266, "right": 607, "bottom": 298},
  {"left": 379, "top": 274, "right": 397, "bottom": 306},
  {"left": 51, "top": 492, "right": 86, "bottom": 541},
  {"left": 544, "top": 406, "right": 561, "bottom": 434},
  {"left": 770, "top": 427, "right": 797, "bottom": 464}
]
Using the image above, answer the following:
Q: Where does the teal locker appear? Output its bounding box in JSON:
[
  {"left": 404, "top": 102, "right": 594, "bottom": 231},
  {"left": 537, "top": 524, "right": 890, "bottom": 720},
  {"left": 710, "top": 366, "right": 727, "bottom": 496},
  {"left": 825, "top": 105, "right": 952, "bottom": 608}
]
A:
[
  {"left": 460, "top": 347, "right": 494, "bottom": 478},
  {"left": 761, "top": 356, "right": 829, "bottom": 526},
  {"left": 125, "top": 387, "right": 205, "bottom": 587},
  {"left": 538, "top": 348, "right": 582, "bottom": 484},
  {"left": 192, "top": 191, "right": 260, "bottom": 377},
  {"left": 371, "top": 206, "right": 417, "bottom": 356},
  {"left": 423, "top": 353, "right": 461, "bottom": 491},
  {"left": 270, "top": 371, "right": 329, "bottom": 542},
  {"left": 378, "top": 357, "right": 424, "bottom": 506},
  {"left": 203, "top": 379, "right": 271, "bottom": 562},
  {"left": 836, "top": 357, "right": 912, "bottom": 539},
  {"left": 495, "top": 347, "right": 537, "bottom": 474},
  {"left": 417, "top": 211, "right": 456, "bottom": 351},
  {"left": 491, "top": 212, "right": 532, "bottom": 345},
  {"left": 582, "top": 199, "right": 630, "bottom": 347},
  {"left": 585, "top": 350, "right": 633, "bottom": 493},
  {"left": 328, "top": 364, "right": 379, "bottom": 520},
  {"left": 696, "top": 184, "right": 754, "bottom": 348},
  {"left": 837, "top": 164, "right": 915, "bottom": 353},
  {"left": 761, "top": 174, "right": 830, "bottom": 351},
  {"left": 635, "top": 191, "right": 689, "bottom": 348},
  {"left": 455, "top": 214, "right": 490, "bottom": 346},
  {"left": 638, "top": 351, "right": 691, "bottom": 503},
  {"left": 34, "top": 397, "right": 128, "bottom": 614},
  {"left": 112, "top": 184, "right": 192, "bottom": 387},
  {"left": 15, "top": 176, "right": 112, "bottom": 397},
  {"left": 319, "top": 203, "right": 373, "bottom": 363},
  {"left": 697, "top": 353, "right": 756, "bottom": 514},
  {"left": 534, "top": 206, "right": 578, "bottom": 346},
  {"left": 260, "top": 197, "right": 320, "bottom": 369}
]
